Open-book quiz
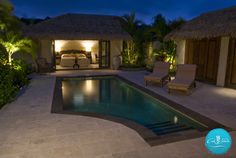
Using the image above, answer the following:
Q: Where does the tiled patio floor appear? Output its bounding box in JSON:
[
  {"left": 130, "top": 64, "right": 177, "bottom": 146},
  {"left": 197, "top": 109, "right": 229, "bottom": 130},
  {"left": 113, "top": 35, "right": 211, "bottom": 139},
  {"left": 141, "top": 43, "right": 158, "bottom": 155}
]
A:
[{"left": 0, "top": 70, "right": 235, "bottom": 158}]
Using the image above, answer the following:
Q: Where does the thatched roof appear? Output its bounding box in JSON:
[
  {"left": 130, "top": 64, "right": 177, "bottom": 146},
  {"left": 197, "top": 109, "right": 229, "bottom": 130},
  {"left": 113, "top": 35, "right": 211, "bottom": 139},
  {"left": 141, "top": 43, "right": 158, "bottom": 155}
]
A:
[
  {"left": 24, "top": 13, "right": 131, "bottom": 40},
  {"left": 165, "top": 5, "right": 236, "bottom": 40}
]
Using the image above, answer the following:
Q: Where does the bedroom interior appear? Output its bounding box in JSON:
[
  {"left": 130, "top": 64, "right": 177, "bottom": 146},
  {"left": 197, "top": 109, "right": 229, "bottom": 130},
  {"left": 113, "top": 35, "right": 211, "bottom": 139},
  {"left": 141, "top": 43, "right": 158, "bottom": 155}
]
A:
[{"left": 54, "top": 40, "right": 99, "bottom": 70}]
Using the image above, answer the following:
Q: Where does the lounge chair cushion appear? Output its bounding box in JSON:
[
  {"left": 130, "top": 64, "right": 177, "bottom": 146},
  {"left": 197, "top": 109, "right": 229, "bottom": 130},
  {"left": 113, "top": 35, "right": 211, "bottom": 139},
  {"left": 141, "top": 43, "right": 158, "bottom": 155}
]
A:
[
  {"left": 168, "top": 64, "right": 197, "bottom": 92},
  {"left": 168, "top": 79, "right": 193, "bottom": 90},
  {"left": 144, "top": 72, "right": 168, "bottom": 82},
  {"left": 144, "top": 61, "right": 170, "bottom": 86}
]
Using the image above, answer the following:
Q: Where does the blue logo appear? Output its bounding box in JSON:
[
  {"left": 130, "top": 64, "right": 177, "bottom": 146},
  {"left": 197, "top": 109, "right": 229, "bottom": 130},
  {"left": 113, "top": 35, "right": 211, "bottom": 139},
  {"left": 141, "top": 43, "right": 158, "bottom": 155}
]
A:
[{"left": 205, "top": 128, "right": 232, "bottom": 155}]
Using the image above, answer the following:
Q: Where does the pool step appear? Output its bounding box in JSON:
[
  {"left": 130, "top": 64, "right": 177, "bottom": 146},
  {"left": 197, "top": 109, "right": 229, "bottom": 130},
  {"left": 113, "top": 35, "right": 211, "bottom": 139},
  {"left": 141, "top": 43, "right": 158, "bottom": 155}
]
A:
[
  {"left": 146, "top": 121, "right": 173, "bottom": 129},
  {"left": 145, "top": 121, "right": 194, "bottom": 135},
  {"left": 154, "top": 126, "right": 194, "bottom": 135}
]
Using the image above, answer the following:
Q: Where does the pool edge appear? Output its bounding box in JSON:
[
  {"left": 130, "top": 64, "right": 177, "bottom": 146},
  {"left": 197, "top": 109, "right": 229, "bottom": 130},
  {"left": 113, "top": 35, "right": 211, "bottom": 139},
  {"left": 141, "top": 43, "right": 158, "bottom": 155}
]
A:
[{"left": 51, "top": 74, "right": 232, "bottom": 146}]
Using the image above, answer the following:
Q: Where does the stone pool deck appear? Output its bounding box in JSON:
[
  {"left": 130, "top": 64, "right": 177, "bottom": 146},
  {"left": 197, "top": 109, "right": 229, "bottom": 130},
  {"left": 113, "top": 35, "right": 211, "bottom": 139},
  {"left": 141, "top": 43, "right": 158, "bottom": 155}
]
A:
[{"left": 0, "top": 70, "right": 236, "bottom": 158}]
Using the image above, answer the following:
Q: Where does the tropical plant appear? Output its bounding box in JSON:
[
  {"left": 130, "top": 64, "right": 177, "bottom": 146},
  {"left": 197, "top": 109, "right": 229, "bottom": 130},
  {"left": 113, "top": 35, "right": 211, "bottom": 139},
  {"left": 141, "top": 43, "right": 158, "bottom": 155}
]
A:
[
  {"left": 151, "top": 14, "right": 170, "bottom": 42},
  {"left": 0, "top": 59, "right": 30, "bottom": 108},
  {"left": 122, "top": 41, "right": 137, "bottom": 65},
  {"left": 0, "top": 32, "right": 35, "bottom": 64},
  {"left": 0, "top": 0, "right": 35, "bottom": 65},
  {"left": 121, "top": 12, "right": 142, "bottom": 37},
  {"left": 148, "top": 15, "right": 185, "bottom": 71},
  {"left": 163, "top": 18, "right": 185, "bottom": 70},
  {"left": 153, "top": 41, "right": 177, "bottom": 70},
  {"left": 0, "top": 0, "right": 21, "bottom": 32},
  {"left": 163, "top": 41, "right": 177, "bottom": 67},
  {"left": 168, "top": 18, "right": 186, "bottom": 31},
  {"left": 0, "top": 63, "right": 17, "bottom": 108},
  {"left": 121, "top": 12, "right": 150, "bottom": 66},
  {"left": 0, "top": 0, "right": 34, "bottom": 108}
]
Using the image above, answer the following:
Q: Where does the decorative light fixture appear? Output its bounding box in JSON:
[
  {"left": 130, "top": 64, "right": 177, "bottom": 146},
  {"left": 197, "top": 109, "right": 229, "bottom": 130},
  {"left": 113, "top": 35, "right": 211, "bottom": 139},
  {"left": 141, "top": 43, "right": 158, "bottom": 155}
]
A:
[{"left": 82, "top": 41, "right": 93, "bottom": 52}]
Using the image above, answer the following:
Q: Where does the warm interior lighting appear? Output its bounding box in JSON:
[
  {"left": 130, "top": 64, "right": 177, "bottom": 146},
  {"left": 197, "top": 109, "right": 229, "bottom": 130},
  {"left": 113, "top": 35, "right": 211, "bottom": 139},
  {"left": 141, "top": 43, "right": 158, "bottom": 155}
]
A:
[
  {"left": 54, "top": 40, "right": 98, "bottom": 53},
  {"left": 82, "top": 41, "right": 93, "bottom": 52},
  {"left": 85, "top": 46, "right": 92, "bottom": 52},
  {"left": 55, "top": 40, "right": 63, "bottom": 52},
  {"left": 91, "top": 52, "right": 96, "bottom": 63}
]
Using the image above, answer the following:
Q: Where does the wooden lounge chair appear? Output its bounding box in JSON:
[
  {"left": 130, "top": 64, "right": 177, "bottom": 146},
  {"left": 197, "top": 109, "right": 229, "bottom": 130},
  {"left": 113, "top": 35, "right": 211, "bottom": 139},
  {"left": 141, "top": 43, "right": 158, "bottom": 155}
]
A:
[
  {"left": 144, "top": 61, "right": 170, "bottom": 87},
  {"left": 168, "top": 64, "right": 197, "bottom": 94}
]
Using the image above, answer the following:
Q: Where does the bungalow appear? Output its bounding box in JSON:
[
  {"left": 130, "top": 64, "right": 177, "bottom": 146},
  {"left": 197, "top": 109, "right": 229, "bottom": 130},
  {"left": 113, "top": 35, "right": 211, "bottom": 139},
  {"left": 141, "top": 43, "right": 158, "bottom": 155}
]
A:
[
  {"left": 165, "top": 6, "right": 236, "bottom": 89},
  {"left": 25, "top": 13, "right": 131, "bottom": 70}
]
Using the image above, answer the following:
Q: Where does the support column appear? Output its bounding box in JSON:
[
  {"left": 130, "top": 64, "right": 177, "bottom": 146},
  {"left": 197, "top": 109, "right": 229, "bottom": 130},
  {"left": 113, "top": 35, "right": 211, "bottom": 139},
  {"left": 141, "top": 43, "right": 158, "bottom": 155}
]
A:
[
  {"left": 176, "top": 40, "right": 186, "bottom": 64},
  {"left": 40, "top": 40, "right": 53, "bottom": 64},
  {"left": 216, "top": 37, "right": 230, "bottom": 86}
]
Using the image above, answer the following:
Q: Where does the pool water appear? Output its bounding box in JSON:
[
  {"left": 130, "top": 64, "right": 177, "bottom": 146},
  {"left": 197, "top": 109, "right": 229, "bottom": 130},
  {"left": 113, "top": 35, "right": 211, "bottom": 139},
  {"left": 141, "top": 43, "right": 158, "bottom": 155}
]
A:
[{"left": 62, "top": 76, "right": 206, "bottom": 135}]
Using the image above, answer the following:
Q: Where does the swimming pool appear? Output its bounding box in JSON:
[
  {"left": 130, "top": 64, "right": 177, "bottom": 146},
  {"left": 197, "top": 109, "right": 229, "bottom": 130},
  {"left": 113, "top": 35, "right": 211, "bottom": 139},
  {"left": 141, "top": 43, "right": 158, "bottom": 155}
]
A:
[
  {"left": 52, "top": 75, "right": 226, "bottom": 145},
  {"left": 60, "top": 76, "right": 209, "bottom": 135}
]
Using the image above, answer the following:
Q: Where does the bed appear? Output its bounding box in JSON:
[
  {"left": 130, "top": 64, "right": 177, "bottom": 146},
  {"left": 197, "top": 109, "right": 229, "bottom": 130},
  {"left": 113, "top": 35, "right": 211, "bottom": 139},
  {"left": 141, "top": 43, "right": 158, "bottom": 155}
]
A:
[
  {"left": 60, "top": 53, "right": 90, "bottom": 67},
  {"left": 60, "top": 54, "right": 76, "bottom": 67},
  {"left": 76, "top": 54, "right": 90, "bottom": 67}
]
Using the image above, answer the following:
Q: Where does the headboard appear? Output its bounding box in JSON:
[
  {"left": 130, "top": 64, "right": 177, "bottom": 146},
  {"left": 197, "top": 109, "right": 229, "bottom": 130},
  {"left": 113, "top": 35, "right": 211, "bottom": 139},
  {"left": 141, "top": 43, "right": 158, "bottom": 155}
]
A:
[{"left": 60, "top": 50, "right": 87, "bottom": 55}]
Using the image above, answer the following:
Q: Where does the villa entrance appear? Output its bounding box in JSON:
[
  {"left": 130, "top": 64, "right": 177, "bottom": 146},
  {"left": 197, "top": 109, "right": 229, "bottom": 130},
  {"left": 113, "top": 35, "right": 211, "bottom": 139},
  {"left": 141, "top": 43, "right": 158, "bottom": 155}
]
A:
[
  {"left": 185, "top": 38, "right": 220, "bottom": 84},
  {"left": 53, "top": 40, "right": 110, "bottom": 70},
  {"left": 225, "top": 38, "right": 236, "bottom": 88}
]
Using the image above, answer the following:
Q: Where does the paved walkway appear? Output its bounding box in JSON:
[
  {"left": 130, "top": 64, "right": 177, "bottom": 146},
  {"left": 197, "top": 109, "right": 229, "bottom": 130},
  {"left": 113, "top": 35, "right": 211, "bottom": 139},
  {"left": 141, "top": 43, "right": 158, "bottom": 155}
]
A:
[
  {"left": 118, "top": 71, "right": 236, "bottom": 130},
  {"left": 0, "top": 70, "right": 235, "bottom": 158}
]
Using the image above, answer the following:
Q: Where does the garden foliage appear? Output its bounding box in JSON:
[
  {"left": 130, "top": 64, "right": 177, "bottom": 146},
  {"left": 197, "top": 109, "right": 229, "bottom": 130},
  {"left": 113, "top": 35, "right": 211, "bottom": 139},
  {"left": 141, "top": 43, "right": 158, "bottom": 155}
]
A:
[
  {"left": 121, "top": 13, "right": 185, "bottom": 69},
  {"left": 0, "top": 60, "right": 29, "bottom": 107},
  {"left": 0, "top": 0, "right": 34, "bottom": 108}
]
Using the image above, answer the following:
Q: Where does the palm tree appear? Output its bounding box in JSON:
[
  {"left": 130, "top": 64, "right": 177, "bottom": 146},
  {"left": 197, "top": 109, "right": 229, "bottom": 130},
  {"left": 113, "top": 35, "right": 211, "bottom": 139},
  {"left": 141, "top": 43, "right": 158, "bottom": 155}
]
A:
[
  {"left": 121, "top": 12, "right": 140, "bottom": 34},
  {"left": 121, "top": 12, "right": 149, "bottom": 65},
  {"left": 0, "top": 0, "right": 21, "bottom": 32},
  {"left": 151, "top": 14, "right": 170, "bottom": 42},
  {"left": 0, "top": 32, "right": 35, "bottom": 65},
  {"left": 121, "top": 12, "right": 142, "bottom": 37},
  {"left": 168, "top": 18, "right": 186, "bottom": 31}
]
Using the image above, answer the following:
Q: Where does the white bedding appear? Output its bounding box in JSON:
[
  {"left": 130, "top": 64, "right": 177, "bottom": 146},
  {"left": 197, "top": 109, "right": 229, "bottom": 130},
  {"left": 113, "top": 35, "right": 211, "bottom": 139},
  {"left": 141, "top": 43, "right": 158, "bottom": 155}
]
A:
[{"left": 60, "top": 54, "right": 90, "bottom": 67}]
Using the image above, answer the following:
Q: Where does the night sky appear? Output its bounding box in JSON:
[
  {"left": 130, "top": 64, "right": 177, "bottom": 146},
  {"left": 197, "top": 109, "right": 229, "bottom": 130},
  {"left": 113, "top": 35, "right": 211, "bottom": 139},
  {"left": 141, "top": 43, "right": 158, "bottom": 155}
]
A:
[{"left": 11, "top": 0, "right": 236, "bottom": 24}]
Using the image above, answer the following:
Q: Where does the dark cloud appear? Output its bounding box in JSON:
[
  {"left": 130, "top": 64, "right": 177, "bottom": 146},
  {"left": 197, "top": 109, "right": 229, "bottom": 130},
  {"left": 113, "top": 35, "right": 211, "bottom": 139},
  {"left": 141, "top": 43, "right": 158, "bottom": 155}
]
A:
[{"left": 11, "top": 0, "right": 236, "bottom": 23}]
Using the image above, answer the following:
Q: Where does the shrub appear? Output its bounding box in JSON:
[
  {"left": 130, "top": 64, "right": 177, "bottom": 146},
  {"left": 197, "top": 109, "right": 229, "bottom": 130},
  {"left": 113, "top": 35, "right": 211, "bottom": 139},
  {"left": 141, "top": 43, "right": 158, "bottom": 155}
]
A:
[
  {"left": 0, "top": 63, "right": 17, "bottom": 108},
  {"left": 0, "top": 59, "right": 29, "bottom": 108},
  {"left": 0, "top": 0, "right": 32, "bottom": 108},
  {"left": 11, "top": 60, "right": 29, "bottom": 87},
  {"left": 122, "top": 41, "right": 138, "bottom": 65},
  {"left": 151, "top": 41, "right": 177, "bottom": 72},
  {"left": 121, "top": 63, "right": 145, "bottom": 68}
]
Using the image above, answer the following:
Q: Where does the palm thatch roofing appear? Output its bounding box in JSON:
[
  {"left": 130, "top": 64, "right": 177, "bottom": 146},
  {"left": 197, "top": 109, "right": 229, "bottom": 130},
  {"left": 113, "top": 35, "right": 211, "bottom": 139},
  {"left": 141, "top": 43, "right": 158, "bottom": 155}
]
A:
[
  {"left": 165, "top": 6, "right": 236, "bottom": 40},
  {"left": 24, "top": 13, "right": 131, "bottom": 40}
]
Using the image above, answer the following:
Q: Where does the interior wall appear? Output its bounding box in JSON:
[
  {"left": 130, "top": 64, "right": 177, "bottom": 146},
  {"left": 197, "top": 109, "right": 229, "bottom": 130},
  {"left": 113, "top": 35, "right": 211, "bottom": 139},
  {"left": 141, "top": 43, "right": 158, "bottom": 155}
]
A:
[{"left": 55, "top": 40, "right": 99, "bottom": 56}]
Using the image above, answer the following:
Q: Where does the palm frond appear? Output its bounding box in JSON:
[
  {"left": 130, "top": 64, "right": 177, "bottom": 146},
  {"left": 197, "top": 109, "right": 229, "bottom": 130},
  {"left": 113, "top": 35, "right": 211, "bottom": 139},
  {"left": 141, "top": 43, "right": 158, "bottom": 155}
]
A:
[{"left": 0, "top": 31, "right": 36, "bottom": 61}]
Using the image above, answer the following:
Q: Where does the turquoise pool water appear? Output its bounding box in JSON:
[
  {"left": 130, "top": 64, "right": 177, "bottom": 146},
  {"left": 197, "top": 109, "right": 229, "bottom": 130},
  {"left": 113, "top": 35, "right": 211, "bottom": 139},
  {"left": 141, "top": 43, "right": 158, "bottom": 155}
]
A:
[{"left": 62, "top": 76, "right": 206, "bottom": 135}]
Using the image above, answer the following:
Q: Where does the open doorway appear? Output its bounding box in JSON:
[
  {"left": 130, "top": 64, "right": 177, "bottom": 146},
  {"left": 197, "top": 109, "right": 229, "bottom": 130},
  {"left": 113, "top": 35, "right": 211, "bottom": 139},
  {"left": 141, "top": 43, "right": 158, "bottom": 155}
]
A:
[{"left": 54, "top": 40, "right": 99, "bottom": 70}]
